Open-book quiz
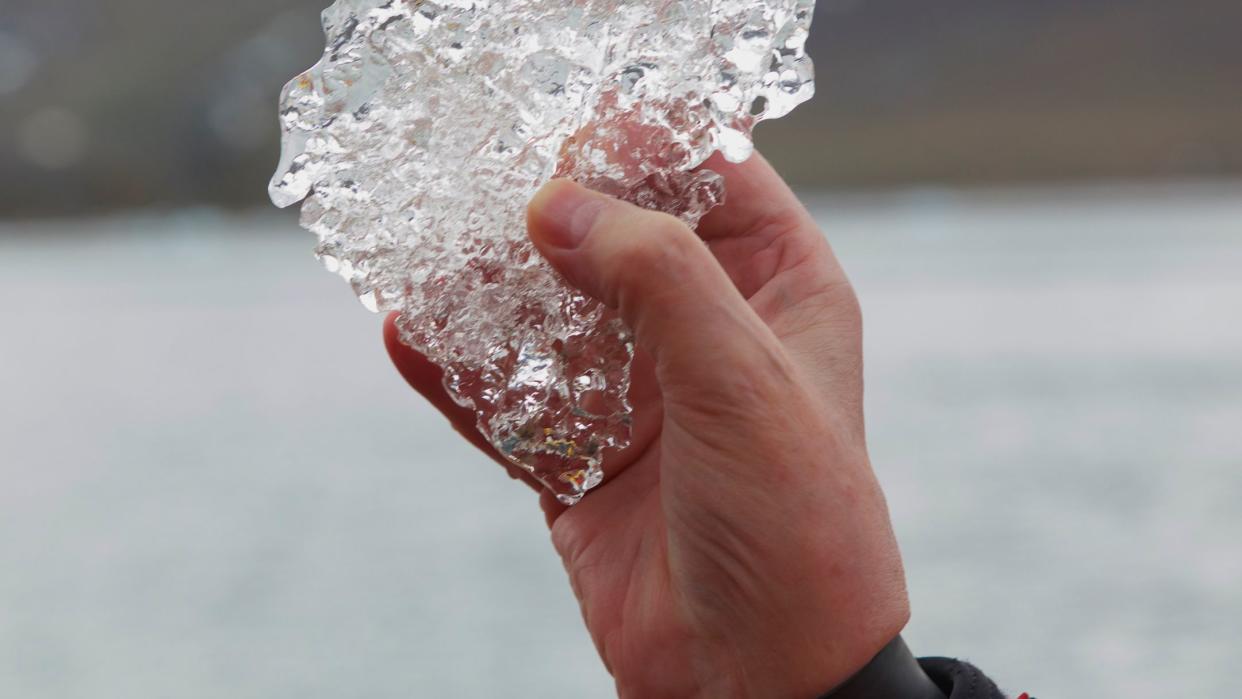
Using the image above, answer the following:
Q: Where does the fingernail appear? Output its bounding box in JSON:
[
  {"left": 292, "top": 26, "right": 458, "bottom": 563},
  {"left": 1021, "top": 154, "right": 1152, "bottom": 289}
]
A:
[{"left": 529, "top": 180, "right": 605, "bottom": 250}]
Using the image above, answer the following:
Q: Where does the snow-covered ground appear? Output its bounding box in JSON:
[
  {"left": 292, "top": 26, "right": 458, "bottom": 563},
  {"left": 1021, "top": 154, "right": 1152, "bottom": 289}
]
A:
[{"left": 2, "top": 181, "right": 1240, "bottom": 698}]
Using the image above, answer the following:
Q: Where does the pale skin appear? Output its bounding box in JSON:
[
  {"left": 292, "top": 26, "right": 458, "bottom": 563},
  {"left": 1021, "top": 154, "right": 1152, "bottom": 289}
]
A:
[{"left": 385, "top": 152, "right": 909, "bottom": 698}]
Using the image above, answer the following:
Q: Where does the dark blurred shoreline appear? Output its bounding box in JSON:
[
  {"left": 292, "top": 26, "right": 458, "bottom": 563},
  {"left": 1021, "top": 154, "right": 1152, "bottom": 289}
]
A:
[
  {"left": 4, "top": 176, "right": 1239, "bottom": 228},
  {"left": 2, "top": 0, "right": 1240, "bottom": 218}
]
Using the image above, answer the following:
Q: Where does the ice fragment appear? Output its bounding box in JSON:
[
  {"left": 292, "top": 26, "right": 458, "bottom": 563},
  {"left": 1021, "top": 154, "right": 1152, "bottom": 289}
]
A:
[{"left": 270, "top": 0, "right": 816, "bottom": 504}]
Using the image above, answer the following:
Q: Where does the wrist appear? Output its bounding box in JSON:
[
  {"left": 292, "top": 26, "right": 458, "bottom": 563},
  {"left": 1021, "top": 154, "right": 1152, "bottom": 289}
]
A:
[
  {"left": 692, "top": 631, "right": 907, "bottom": 699},
  {"left": 686, "top": 583, "right": 913, "bottom": 698}
]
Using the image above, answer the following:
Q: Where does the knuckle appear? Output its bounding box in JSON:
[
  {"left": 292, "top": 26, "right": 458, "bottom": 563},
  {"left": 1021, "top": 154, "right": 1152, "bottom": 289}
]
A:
[{"left": 827, "top": 280, "right": 863, "bottom": 327}]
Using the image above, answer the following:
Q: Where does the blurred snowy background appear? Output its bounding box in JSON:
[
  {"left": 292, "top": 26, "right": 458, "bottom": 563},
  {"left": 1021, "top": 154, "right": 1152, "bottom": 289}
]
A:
[{"left": 2, "top": 1, "right": 1240, "bottom": 698}]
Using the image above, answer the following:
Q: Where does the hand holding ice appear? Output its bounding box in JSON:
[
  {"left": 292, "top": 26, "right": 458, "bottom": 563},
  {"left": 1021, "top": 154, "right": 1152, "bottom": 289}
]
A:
[{"left": 270, "top": 0, "right": 816, "bottom": 504}]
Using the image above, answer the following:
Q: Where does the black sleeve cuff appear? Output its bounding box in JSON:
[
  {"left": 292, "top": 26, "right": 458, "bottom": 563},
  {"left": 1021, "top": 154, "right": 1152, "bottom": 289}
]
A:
[
  {"left": 917, "top": 656, "right": 1007, "bottom": 699},
  {"left": 818, "top": 635, "right": 946, "bottom": 699}
]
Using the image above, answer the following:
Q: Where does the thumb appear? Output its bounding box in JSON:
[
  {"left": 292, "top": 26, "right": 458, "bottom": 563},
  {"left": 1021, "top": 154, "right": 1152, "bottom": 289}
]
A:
[{"left": 526, "top": 179, "right": 780, "bottom": 394}]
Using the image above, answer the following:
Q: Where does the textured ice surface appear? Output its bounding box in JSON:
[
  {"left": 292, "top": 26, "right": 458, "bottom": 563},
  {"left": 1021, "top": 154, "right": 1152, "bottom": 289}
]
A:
[{"left": 270, "top": 0, "right": 816, "bottom": 504}]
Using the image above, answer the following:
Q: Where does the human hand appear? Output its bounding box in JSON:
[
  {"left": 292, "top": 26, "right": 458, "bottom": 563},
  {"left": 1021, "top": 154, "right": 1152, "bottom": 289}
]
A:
[{"left": 386, "top": 153, "right": 909, "bottom": 698}]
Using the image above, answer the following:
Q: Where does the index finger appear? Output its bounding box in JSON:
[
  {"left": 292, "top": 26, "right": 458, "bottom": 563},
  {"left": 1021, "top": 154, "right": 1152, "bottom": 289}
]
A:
[
  {"left": 695, "top": 150, "right": 817, "bottom": 242},
  {"left": 693, "top": 151, "right": 847, "bottom": 302}
]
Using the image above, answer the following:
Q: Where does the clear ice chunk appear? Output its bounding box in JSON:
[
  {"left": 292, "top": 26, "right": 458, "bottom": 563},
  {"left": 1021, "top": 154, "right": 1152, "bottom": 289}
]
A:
[{"left": 270, "top": 0, "right": 816, "bottom": 504}]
